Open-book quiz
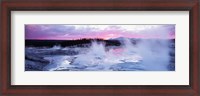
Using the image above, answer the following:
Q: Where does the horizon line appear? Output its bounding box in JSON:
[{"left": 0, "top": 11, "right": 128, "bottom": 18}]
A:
[{"left": 25, "top": 38, "right": 175, "bottom": 40}]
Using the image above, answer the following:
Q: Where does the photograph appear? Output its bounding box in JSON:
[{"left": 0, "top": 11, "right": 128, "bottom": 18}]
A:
[
  {"left": 25, "top": 24, "right": 175, "bottom": 71},
  {"left": 1, "top": 0, "right": 199, "bottom": 95}
]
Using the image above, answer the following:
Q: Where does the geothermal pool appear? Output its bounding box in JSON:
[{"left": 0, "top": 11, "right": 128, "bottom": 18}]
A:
[{"left": 25, "top": 39, "right": 175, "bottom": 71}]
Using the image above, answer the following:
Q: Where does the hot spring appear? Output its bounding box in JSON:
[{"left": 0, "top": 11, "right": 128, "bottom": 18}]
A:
[{"left": 42, "top": 38, "right": 173, "bottom": 71}]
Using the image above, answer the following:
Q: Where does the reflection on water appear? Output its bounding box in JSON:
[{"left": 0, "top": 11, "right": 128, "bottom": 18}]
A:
[{"left": 26, "top": 39, "right": 175, "bottom": 71}]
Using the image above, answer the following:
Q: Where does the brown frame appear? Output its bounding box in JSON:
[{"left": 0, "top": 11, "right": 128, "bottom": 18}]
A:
[{"left": 0, "top": 0, "right": 199, "bottom": 96}]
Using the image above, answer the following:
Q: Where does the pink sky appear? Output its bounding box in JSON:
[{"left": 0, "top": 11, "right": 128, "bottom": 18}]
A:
[{"left": 25, "top": 25, "right": 175, "bottom": 40}]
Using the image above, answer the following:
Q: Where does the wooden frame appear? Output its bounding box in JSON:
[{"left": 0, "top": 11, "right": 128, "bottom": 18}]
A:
[{"left": 0, "top": 0, "right": 199, "bottom": 95}]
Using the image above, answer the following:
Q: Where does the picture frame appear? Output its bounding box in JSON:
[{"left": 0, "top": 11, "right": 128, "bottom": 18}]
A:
[{"left": 0, "top": 0, "right": 199, "bottom": 95}]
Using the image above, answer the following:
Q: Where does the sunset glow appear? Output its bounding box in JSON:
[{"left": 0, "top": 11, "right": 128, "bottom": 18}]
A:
[{"left": 25, "top": 25, "right": 175, "bottom": 40}]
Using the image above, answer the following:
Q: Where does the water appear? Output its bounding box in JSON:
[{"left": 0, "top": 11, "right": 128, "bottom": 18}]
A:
[{"left": 41, "top": 38, "right": 171, "bottom": 71}]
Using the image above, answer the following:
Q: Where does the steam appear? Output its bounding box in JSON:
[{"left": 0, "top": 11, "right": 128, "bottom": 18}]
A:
[
  {"left": 135, "top": 40, "right": 170, "bottom": 70},
  {"left": 69, "top": 38, "right": 170, "bottom": 71},
  {"left": 72, "top": 41, "right": 106, "bottom": 67}
]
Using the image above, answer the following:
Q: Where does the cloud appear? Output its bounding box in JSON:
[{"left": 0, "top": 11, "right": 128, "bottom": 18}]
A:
[
  {"left": 25, "top": 24, "right": 75, "bottom": 39},
  {"left": 25, "top": 24, "right": 175, "bottom": 40}
]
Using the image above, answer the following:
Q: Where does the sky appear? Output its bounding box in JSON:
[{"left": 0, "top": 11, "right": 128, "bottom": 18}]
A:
[{"left": 25, "top": 25, "right": 175, "bottom": 40}]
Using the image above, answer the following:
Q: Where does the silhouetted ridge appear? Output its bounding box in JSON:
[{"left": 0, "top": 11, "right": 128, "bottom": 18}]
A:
[
  {"left": 25, "top": 38, "right": 175, "bottom": 48},
  {"left": 25, "top": 38, "right": 121, "bottom": 47}
]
